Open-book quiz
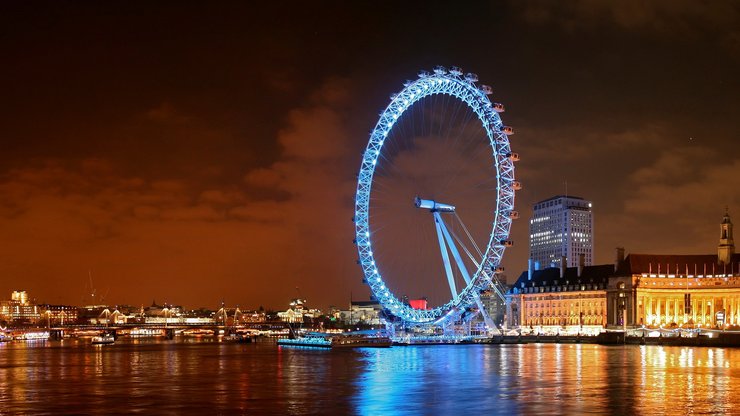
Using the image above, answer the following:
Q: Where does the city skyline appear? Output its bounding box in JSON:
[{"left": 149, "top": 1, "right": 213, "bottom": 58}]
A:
[{"left": 1, "top": 2, "right": 739, "bottom": 309}]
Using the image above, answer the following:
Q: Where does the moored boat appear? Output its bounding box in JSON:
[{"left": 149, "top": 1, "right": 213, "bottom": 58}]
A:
[
  {"left": 91, "top": 333, "right": 115, "bottom": 345},
  {"left": 223, "top": 333, "right": 254, "bottom": 343},
  {"left": 277, "top": 334, "right": 332, "bottom": 348},
  {"left": 277, "top": 332, "right": 392, "bottom": 348},
  {"left": 330, "top": 334, "right": 392, "bottom": 348}
]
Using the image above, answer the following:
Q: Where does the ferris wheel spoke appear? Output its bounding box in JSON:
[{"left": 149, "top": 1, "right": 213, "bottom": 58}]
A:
[
  {"left": 448, "top": 227, "right": 481, "bottom": 270},
  {"left": 453, "top": 212, "right": 484, "bottom": 258}
]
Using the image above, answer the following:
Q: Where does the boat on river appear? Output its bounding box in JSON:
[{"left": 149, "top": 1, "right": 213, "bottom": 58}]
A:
[
  {"left": 223, "top": 333, "right": 254, "bottom": 343},
  {"left": 330, "top": 334, "right": 392, "bottom": 348},
  {"left": 278, "top": 334, "right": 333, "bottom": 348},
  {"left": 277, "top": 332, "right": 392, "bottom": 348},
  {"left": 91, "top": 333, "right": 115, "bottom": 345}
]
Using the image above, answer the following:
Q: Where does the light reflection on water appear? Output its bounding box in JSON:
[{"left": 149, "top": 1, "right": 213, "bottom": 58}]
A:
[{"left": 0, "top": 339, "right": 737, "bottom": 414}]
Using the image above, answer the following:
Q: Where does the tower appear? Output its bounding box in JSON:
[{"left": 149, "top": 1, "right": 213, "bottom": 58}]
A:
[
  {"left": 529, "top": 195, "right": 593, "bottom": 268},
  {"left": 718, "top": 210, "right": 734, "bottom": 265}
]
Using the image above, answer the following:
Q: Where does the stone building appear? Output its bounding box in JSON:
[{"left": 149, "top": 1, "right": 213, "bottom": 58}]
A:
[
  {"left": 506, "top": 255, "right": 615, "bottom": 335},
  {"left": 608, "top": 212, "right": 740, "bottom": 329}
]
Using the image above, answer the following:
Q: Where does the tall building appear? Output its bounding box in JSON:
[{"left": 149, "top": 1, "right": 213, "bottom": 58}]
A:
[{"left": 529, "top": 195, "right": 593, "bottom": 268}]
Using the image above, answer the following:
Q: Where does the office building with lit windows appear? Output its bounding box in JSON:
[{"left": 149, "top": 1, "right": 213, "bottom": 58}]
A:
[
  {"left": 529, "top": 195, "right": 593, "bottom": 268},
  {"left": 0, "top": 290, "right": 40, "bottom": 324}
]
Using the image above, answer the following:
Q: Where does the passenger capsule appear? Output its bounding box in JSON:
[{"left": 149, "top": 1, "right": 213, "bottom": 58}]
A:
[
  {"left": 465, "top": 73, "right": 479, "bottom": 82},
  {"left": 509, "top": 210, "right": 520, "bottom": 219},
  {"left": 433, "top": 65, "right": 447, "bottom": 75},
  {"left": 403, "top": 80, "right": 414, "bottom": 87},
  {"left": 418, "top": 70, "right": 431, "bottom": 78},
  {"left": 501, "top": 126, "right": 514, "bottom": 135},
  {"left": 512, "top": 181, "right": 522, "bottom": 190},
  {"left": 479, "top": 85, "right": 493, "bottom": 95},
  {"left": 449, "top": 66, "right": 463, "bottom": 76},
  {"left": 508, "top": 152, "right": 520, "bottom": 162},
  {"left": 493, "top": 103, "right": 505, "bottom": 112},
  {"left": 500, "top": 240, "right": 514, "bottom": 247}
]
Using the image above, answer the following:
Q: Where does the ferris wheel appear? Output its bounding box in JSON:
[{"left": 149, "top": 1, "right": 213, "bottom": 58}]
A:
[{"left": 353, "top": 66, "right": 519, "bottom": 327}]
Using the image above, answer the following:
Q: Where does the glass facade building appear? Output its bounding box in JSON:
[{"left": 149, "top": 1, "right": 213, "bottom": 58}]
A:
[{"left": 530, "top": 195, "right": 593, "bottom": 268}]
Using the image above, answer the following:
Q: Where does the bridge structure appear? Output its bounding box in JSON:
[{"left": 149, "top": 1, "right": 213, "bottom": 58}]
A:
[{"left": 4, "top": 321, "right": 292, "bottom": 341}]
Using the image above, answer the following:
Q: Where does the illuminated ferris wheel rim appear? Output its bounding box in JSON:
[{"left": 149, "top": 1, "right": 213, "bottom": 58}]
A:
[{"left": 353, "top": 66, "right": 517, "bottom": 324}]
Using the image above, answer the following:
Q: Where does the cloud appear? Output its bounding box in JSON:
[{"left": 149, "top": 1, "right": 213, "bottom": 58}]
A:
[
  {"left": 516, "top": 1, "right": 740, "bottom": 36},
  {"left": 593, "top": 145, "right": 740, "bottom": 257},
  {"left": 624, "top": 148, "right": 740, "bottom": 218},
  {"left": 512, "top": 1, "right": 740, "bottom": 62},
  {"left": 501, "top": 119, "right": 739, "bottom": 278},
  {"left": 0, "top": 80, "right": 363, "bottom": 308}
]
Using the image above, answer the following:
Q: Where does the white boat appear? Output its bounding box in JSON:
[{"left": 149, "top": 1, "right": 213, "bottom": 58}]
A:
[
  {"left": 223, "top": 333, "right": 254, "bottom": 343},
  {"left": 277, "top": 332, "right": 392, "bottom": 348},
  {"left": 15, "top": 331, "right": 50, "bottom": 341},
  {"left": 277, "top": 334, "right": 332, "bottom": 348},
  {"left": 91, "top": 333, "right": 115, "bottom": 345}
]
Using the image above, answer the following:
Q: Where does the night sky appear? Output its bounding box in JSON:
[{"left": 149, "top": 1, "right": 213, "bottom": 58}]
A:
[{"left": 1, "top": 1, "right": 739, "bottom": 310}]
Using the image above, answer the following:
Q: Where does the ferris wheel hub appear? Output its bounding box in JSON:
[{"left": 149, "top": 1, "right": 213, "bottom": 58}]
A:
[{"left": 414, "top": 197, "right": 456, "bottom": 213}]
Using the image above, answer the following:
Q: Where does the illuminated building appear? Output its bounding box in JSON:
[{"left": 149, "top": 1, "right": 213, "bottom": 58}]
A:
[
  {"left": 506, "top": 256, "right": 614, "bottom": 335},
  {"left": 609, "top": 212, "right": 740, "bottom": 328},
  {"left": 38, "top": 304, "right": 78, "bottom": 325},
  {"left": 0, "top": 290, "right": 40, "bottom": 324},
  {"left": 11, "top": 290, "right": 28, "bottom": 304},
  {"left": 240, "top": 310, "right": 267, "bottom": 323},
  {"left": 337, "top": 300, "right": 383, "bottom": 326},
  {"left": 530, "top": 195, "right": 593, "bottom": 268},
  {"left": 277, "top": 298, "right": 321, "bottom": 323},
  {"left": 479, "top": 274, "right": 509, "bottom": 326}
]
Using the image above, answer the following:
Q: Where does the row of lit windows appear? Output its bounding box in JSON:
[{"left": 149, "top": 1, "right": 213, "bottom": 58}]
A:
[
  {"left": 526, "top": 301, "right": 603, "bottom": 309},
  {"left": 533, "top": 198, "right": 592, "bottom": 211}
]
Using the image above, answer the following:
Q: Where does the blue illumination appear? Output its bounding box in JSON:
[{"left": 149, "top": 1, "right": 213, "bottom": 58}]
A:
[{"left": 353, "top": 66, "right": 517, "bottom": 326}]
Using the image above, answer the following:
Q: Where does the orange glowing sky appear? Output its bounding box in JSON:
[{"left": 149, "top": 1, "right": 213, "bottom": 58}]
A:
[{"left": 1, "top": 2, "right": 739, "bottom": 310}]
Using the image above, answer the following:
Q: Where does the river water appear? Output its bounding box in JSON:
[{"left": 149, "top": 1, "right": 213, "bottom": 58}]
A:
[{"left": 0, "top": 338, "right": 737, "bottom": 415}]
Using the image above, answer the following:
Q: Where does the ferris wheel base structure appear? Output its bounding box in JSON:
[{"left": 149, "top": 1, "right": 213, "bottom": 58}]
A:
[{"left": 353, "top": 66, "right": 519, "bottom": 335}]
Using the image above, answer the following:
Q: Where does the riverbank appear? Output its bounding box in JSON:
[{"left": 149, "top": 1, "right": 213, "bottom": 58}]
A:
[{"left": 477, "top": 332, "right": 740, "bottom": 347}]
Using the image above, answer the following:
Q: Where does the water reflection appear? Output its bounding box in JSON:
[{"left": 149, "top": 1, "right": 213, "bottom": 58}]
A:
[
  {"left": 634, "top": 346, "right": 734, "bottom": 414},
  {"left": 354, "top": 344, "right": 736, "bottom": 415},
  {"left": 0, "top": 339, "right": 737, "bottom": 414}
]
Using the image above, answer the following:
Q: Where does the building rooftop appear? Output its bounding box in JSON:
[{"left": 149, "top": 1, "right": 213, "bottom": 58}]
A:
[
  {"left": 508, "top": 264, "right": 617, "bottom": 294},
  {"left": 618, "top": 253, "right": 740, "bottom": 275},
  {"left": 535, "top": 195, "right": 586, "bottom": 204},
  {"left": 351, "top": 300, "right": 380, "bottom": 307}
]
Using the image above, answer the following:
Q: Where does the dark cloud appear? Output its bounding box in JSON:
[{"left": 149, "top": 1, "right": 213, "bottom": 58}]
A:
[
  {"left": 517, "top": 1, "right": 740, "bottom": 41},
  {"left": 0, "top": 78, "right": 359, "bottom": 308}
]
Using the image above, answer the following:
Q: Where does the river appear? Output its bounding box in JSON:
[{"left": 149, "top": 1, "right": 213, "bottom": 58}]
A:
[{"left": 0, "top": 338, "right": 736, "bottom": 415}]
